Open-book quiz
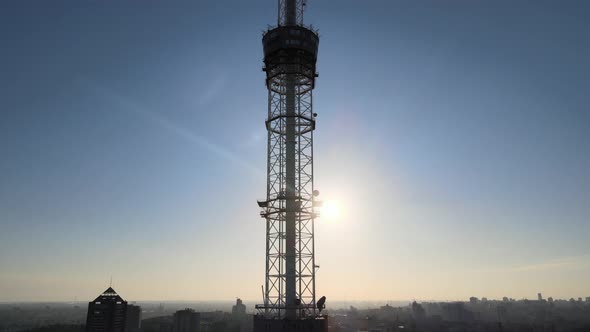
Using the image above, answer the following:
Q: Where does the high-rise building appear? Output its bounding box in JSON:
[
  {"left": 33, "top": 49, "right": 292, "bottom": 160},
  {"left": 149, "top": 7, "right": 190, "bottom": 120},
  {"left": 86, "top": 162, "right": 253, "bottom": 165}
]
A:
[
  {"left": 126, "top": 304, "right": 142, "bottom": 332},
  {"left": 174, "top": 308, "right": 200, "bottom": 332},
  {"left": 86, "top": 287, "right": 127, "bottom": 332},
  {"left": 232, "top": 298, "right": 246, "bottom": 317},
  {"left": 538, "top": 293, "right": 543, "bottom": 301}
]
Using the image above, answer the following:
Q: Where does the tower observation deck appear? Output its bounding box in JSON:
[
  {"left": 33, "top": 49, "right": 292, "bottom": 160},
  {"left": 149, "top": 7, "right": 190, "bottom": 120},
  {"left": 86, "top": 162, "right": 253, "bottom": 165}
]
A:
[{"left": 255, "top": 0, "right": 327, "bottom": 331}]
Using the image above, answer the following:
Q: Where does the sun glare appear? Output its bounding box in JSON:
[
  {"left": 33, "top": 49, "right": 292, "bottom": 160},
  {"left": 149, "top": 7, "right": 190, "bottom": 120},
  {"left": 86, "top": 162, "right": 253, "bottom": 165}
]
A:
[{"left": 320, "top": 200, "right": 342, "bottom": 221}]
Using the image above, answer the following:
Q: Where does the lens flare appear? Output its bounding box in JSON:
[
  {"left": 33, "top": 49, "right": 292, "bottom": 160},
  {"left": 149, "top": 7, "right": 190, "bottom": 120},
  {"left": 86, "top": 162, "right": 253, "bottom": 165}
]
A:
[{"left": 320, "top": 200, "right": 342, "bottom": 221}]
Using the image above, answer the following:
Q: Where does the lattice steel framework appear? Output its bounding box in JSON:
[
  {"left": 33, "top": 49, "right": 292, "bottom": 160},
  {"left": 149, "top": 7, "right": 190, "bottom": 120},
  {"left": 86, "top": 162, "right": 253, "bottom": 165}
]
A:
[
  {"left": 277, "top": 0, "right": 306, "bottom": 26},
  {"left": 256, "top": 0, "right": 320, "bottom": 321}
]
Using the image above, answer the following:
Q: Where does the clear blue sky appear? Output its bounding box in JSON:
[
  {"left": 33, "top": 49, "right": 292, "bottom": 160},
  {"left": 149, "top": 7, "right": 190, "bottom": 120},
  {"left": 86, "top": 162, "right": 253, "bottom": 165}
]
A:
[{"left": 1, "top": 0, "right": 589, "bottom": 302}]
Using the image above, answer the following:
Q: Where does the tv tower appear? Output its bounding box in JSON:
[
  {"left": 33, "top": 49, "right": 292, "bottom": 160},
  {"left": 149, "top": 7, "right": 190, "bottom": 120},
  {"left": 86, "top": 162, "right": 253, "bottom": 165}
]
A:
[{"left": 255, "top": 0, "right": 327, "bottom": 331}]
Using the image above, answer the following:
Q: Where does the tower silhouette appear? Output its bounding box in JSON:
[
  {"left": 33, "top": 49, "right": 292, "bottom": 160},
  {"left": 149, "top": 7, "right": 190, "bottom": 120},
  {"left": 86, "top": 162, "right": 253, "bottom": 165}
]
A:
[{"left": 255, "top": 1, "right": 327, "bottom": 331}]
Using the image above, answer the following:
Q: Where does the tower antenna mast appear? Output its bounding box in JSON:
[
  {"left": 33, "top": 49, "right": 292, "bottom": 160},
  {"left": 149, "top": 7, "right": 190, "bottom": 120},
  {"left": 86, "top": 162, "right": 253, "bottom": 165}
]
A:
[{"left": 255, "top": 1, "right": 326, "bottom": 330}]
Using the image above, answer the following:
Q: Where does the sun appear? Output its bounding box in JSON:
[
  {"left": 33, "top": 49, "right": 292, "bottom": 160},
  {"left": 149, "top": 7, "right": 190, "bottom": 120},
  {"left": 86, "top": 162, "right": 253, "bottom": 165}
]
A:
[{"left": 320, "top": 200, "right": 342, "bottom": 221}]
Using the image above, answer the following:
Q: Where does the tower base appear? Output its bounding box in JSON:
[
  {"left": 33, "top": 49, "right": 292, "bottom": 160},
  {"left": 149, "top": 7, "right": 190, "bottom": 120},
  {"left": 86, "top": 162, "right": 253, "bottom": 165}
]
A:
[{"left": 254, "top": 315, "right": 328, "bottom": 332}]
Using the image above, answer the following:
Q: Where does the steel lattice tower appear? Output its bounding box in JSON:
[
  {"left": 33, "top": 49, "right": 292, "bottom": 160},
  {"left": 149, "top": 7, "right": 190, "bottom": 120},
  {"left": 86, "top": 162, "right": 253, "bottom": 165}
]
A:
[{"left": 256, "top": 0, "right": 325, "bottom": 327}]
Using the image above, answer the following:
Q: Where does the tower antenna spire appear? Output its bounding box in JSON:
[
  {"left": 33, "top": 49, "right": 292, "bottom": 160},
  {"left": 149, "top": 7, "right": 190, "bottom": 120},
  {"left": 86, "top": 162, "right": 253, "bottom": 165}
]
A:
[{"left": 278, "top": 0, "right": 307, "bottom": 26}]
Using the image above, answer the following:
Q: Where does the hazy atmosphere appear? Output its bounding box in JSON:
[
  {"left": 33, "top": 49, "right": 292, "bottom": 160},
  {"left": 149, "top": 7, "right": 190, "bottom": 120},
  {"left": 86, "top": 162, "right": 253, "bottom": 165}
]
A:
[{"left": 1, "top": 0, "right": 589, "bottom": 304}]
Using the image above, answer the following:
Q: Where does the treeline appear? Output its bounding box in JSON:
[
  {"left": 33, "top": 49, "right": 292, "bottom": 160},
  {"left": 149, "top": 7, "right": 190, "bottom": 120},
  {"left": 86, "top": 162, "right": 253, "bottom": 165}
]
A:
[{"left": 20, "top": 324, "right": 84, "bottom": 332}]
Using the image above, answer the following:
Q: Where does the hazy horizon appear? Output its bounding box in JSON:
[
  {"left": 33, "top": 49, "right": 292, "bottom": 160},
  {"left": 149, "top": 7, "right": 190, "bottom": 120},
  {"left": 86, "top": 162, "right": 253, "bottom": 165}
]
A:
[
  {"left": 0, "top": 297, "right": 579, "bottom": 305},
  {"left": 1, "top": 1, "right": 589, "bottom": 303}
]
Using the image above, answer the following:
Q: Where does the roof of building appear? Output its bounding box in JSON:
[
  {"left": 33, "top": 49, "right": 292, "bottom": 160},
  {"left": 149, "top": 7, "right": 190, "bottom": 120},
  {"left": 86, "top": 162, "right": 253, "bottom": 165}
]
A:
[
  {"left": 92, "top": 287, "right": 126, "bottom": 303},
  {"left": 102, "top": 287, "right": 118, "bottom": 296}
]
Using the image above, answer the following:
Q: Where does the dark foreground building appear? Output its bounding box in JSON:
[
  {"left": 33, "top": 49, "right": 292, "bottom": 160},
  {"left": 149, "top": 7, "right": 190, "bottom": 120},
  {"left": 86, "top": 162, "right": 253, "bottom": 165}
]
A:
[
  {"left": 125, "top": 304, "right": 142, "bottom": 332},
  {"left": 173, "top": 308, "right": 201, "bottom": 332},
  {"left": 86, "top": 287, "right": 127, "bottom": 332}
]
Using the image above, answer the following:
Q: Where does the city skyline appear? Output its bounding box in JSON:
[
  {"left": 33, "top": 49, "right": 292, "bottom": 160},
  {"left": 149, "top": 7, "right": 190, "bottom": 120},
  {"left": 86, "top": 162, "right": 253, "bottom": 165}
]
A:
[{"left": 1, "top": 0, "right": 590, "bottom": 303}]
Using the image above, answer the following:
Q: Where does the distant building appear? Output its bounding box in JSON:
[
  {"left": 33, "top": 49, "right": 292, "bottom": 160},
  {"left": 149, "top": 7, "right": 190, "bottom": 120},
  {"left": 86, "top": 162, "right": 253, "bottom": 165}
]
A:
[
  {"left": 200, "top": 310, "right": 226, "bottom": 322},
  {"left": 126, "top": 304, "right": 142, "bottom": 332},
  {"left": 442, "top": 302, "right": 472, "bottom": 322},
  {"left": 411, "top": 301, "right": 425, "bottom": 320},
  {"left": 174, "top": 308, "right": 200, "bottom": 332},
  {"left": 502, "top": 297, "right": 509, "bottom": 302},
  {"left": 469, "top": 297, "right": 478, "bottom": 304},
  {"left": 232, "top": 298, "right": 246, "bottom": 317},
  {"left": 548, "top": 297, "right": 554, "bottom": 303},
  {"left": 86, "top": 287, "right": 127, "bottom": 332},
  {"left": 537, "top": 293, "right": 543, "bottom": 301},
  {"left": 586, "top": 297, "right": 590, "bottom": 303}
]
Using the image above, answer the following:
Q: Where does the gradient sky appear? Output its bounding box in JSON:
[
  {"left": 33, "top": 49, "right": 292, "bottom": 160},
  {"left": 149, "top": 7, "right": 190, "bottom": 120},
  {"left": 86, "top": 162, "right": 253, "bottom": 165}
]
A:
[{"left": 1, "top": 1, "right": 589, "bottom": 303}]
